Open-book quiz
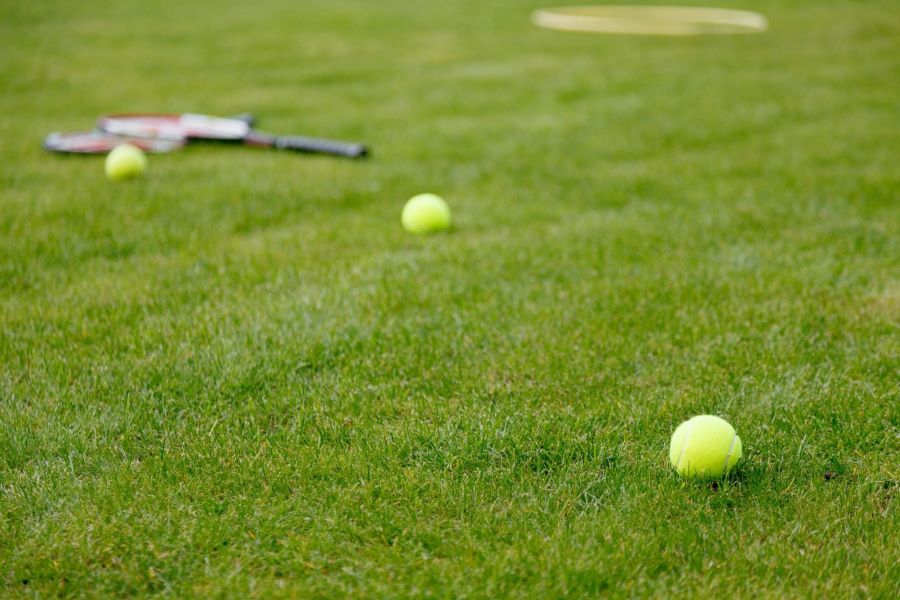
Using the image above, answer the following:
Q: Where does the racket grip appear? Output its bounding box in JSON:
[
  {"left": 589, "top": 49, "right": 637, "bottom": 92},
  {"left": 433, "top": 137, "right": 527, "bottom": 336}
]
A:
[{"left": 273, "top": 134, "right": 368, "bottom": 158}]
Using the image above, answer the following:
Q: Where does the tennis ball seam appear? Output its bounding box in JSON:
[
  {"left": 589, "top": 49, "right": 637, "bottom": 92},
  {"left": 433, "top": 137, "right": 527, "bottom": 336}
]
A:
[
  {"left": 722, "top": 432, "right": 738, "bottom": 473},
  {"left": 675, "top": 419, "right": 693, "bottom": 471}
]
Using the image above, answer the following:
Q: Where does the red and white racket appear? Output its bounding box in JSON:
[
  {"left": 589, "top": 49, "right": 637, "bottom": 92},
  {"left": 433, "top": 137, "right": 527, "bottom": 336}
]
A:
[
  {"left": 43, "top": 131, "right": 185, "bottom": 154},
  {"left": 98, "top": 113, "right": 367, "bottom": 158},
  {"left": 44, "top": 113, "right": 257, "bottom": 155}
]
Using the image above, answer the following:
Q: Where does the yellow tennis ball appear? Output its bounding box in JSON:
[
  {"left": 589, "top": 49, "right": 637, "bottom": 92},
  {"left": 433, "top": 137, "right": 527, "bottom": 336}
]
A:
[
  {"left": 401, "top": 193, "right": 451, "bottom": 234},
  {"left": 105, "top": 143, "right": 147, "bottom": 181},
  {"left": 669, "top": 415, "right": 742, "bottom": 479}
]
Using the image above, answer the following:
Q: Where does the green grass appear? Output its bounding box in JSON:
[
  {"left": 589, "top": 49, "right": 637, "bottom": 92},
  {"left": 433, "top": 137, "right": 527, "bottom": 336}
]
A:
[{"left": 1, "top": 0, "right": 898, "bottom": 596}]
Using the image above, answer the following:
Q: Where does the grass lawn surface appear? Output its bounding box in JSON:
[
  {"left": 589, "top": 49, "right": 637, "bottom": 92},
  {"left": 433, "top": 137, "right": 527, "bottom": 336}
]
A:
[{"left": 1, "top": 0, "right": 898, "bottom": 597}]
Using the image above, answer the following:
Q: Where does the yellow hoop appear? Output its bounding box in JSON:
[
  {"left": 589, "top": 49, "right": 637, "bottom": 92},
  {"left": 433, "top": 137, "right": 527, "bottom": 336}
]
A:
[{"left": 532, "top": 5, "right": 768, "bottom": 36}]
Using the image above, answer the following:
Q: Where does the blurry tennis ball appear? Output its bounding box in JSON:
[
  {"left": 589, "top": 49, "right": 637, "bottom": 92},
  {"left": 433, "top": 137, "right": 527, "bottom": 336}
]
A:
[
  {"left": 669, "top": 415, "right": 742, "bottom": 479},
  {"left": 401, "top": 193, "right": 451, "bottom": 234},
  {"left": 105, "top": 143, "right": 147, "bottom": 181}
]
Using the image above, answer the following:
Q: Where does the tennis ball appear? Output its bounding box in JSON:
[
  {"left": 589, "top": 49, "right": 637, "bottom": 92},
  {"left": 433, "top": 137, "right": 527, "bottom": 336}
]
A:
[
  {"left": 401, "top": 193, "right": 451, "bottom": 234},
  {"left": 669, "top": 415, "right": 742, "bottom": 479},
  {"left": 105, "top": 143, "right": 147, "bottom": 181}
]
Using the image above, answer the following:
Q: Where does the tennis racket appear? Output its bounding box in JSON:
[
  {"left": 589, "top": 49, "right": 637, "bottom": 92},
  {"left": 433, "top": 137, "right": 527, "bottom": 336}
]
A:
[
  {"left": 44, "top": 131, "right": 184, "bottom": 154},
  {"left": 44, "top": 113, "right": 257, "bottom": 155},
  {"left": 531, "top": 6, "right": 768, "bottom": 36},
  {"left": 98, "top": 113, "right": 368, "bottom": 158}
]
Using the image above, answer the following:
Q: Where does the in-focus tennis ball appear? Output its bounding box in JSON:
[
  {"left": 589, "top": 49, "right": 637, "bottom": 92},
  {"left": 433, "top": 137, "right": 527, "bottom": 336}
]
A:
[
  {"left": 669, "top": 415, "right": 742, "bottom": 479},
  {"left": 401, "top": 193, "right": 451, "bottom": 234},
  {"left": 105, "top": 144, "right": 147, "bottom": 181}
]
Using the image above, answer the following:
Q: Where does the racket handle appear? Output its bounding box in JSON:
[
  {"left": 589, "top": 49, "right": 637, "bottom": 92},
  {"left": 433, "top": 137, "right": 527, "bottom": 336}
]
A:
[
  {"left": 275, "top": 135, "right": 368, "bottom": 158},
  {"left": 246, "top": 131, "right": 367, "bottom": 158}
]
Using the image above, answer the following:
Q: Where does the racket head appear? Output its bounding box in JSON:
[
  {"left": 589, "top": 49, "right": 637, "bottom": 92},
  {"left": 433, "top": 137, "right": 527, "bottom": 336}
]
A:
[
  {"left": 532, "top": 6, "right": 768, "bottom": 36},
  {"left": 43, "top": 131, "right": 184, "bottom": 154},
  {"left": 97, "top": 113, "right": 251, "bottom": 141}
]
